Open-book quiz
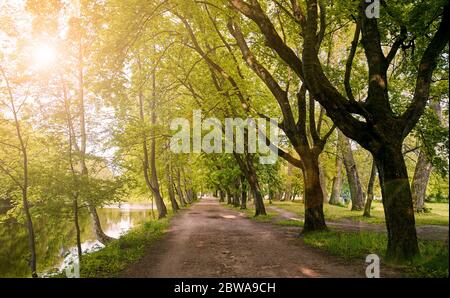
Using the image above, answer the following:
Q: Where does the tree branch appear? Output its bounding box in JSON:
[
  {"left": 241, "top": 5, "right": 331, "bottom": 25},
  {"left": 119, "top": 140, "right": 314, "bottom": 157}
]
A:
[
  {"left": 227, "top": 20, "right": 297, "bottom": 131},
  {"left": 229, "top": 0, "right": 305, "bottom": 80},
  {"left": 344, "top": 15, "right": 361, "bottom": 102},
  {"left": 401, "top": 4, "right": 449, "bottom": 137}
]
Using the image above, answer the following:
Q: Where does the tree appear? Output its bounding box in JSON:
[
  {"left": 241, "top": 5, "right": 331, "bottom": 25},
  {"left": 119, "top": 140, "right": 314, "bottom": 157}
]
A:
[
  {"left": 230, "top": 0, "right": 448, "bottom": 260},
  {"left": 0, "top": 67, "right": 38, "bottom": 277},
  {"left": 329, "top": 136, "right": 343, "bottom": 205},
  {"left": 339, "top": 131, "right": 365, "bottom": 210},
  {"left": 412, "top": 100, "right": 447, "bottom": 212},
  {"left": 363, "top": 159, "right": 377, "bottom": 217}
]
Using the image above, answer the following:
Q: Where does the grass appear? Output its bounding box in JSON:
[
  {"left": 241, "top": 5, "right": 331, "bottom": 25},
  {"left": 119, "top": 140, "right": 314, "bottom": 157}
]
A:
[
  {"left": 221, "top": 202, "right": 278, "bottom": 222},
  {"left": 303, "top": 230, "right": 448, "bottom": 278},
  {"left": 272, "top": 200, "right": 449, "bottom": 226},
  {"left": 54, "top": 214, "right": 172, "bottom": 278},
  {"left": 275, "top": 219, "right": 304, "bottom": 227}
]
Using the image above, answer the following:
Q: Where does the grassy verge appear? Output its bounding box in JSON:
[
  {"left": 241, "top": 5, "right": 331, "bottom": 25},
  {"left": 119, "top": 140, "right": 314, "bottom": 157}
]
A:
[
  {"left": 272, "top": 201, "right": 449, "bottom": 226},
  {"left": 221, "top": 202, "right": 278, "bottom": 222},
  {"left": 303, "top": 230, "right": 448, "bottom": 278},
  {"left": 54, "top": 214, "right": 172, "bottom": 278},
  {"left": 275, "top": 219, "right": 304, "bottom": 227}
]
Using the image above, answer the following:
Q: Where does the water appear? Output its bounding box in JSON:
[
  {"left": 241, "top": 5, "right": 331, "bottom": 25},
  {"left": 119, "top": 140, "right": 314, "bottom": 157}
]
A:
[{"left": 0, "top": 204, "right": 154, "bottom": 277}]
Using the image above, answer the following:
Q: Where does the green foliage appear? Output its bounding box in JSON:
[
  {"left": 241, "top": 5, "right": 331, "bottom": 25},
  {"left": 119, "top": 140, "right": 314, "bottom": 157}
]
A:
[
  {"left": 303, "top": 230, "right": 448, "bottom": 278},
  {"left": 275, "top": 219, "right": 304, "bottom": 227},
  {"left": 1, "top": 0, "right": 448, "bottom": 277}
]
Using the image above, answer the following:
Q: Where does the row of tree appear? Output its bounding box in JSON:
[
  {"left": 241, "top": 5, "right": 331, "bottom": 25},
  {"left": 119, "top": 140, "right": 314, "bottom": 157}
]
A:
[{"left": 0, "top": 0, "right": 448, "bottom": 278}]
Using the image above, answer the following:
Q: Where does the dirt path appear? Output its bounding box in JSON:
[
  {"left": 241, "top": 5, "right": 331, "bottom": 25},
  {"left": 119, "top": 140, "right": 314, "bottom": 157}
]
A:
[
  {"left": 121, "top": 197, "right": 401, "bottom": 278},
  {"left": 268, "top": 206, "right": 449, "bottom": 242}
]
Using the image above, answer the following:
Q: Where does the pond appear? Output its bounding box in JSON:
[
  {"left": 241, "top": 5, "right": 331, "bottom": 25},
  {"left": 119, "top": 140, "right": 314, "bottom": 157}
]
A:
[{"left": 0, "top": 203, "right": 154, "bottom": 277}]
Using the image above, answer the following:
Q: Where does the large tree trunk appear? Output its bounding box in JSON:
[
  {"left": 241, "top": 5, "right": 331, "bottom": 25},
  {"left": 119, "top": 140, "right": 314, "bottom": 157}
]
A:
[
  {"left": 329, "top": 150, "right": 343, "bottom": 205},
  {"left": 375, "top": 145, "right": 419, "bottom": 261},
  {"left": 302, "top": 154, "right": 327, "bottom": 233},
  {"left": 166, "top": 164, "right": 179, "bottom": 213},
  {"left": 411, "top": 151, "right": 433, "bottom": 213},
  {"left": 340, "top": 133, "right": 365, "bottom": 210},
  {"left": 363, "top": 160, "right": 377, "bottom": 217}
]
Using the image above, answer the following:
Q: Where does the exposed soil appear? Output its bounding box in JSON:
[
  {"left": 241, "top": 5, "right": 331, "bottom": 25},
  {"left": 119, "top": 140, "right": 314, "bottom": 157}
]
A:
[{"left": 120, "top": 197, "right": 402, "bottom": 278}]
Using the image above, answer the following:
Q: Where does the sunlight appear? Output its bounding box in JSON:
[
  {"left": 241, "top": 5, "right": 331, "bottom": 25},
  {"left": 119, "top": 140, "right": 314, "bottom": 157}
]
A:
[{"left": 32, "top": 43, "right": 57, "bottom": 68}]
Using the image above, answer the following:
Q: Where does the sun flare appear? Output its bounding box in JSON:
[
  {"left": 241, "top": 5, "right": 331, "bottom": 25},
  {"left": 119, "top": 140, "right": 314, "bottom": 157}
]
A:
[{"left": 32, "top": 43, "right": 57, "bottom": 68}]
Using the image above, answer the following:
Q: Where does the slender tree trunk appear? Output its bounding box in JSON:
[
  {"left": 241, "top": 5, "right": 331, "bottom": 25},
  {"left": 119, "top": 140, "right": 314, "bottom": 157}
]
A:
[
  {"left": 180, "top": 167, "right": 190, "bottom": 204},
  {"left": 363, "top": 160, "right": 377, "bottom": 217},
  {"left": 302, "top": 154, "right": 327, "bottom": 233},
  {"left": 412, "top": 100, "right": 444, "bottom": 212},
  {"left": 174, "top": 168, "right": 186, "bottom": 207},
  {"left": 243, "top": 156, "right": 266, "bottom": 215},
  {"left": 319, "top": 160, "right": 329, "bottom": 203},
  {"left": 375, "top": 145, "right": 419, "bottom": 261},
  {"left": 176, "top": 167, "right": 187, "bottom": 206},
  {"left": 219, "top": 190, "right": 225, "bottom": 202},
  {"left": 77, "top": 38, "right": 110, "bottom": 244},
  {"left": 329, "top": 151, "right": 343, "bottom": 205},
  {"left": 61, "top": 76, "right": 83, "bottom": 259},
  {"left": 166, "top": 164, "right": 179, "bottom": 213},
  {"left": 284, "top": 163, "right": 293, "bottom": 202},
  {"left": 234, "top": 153, "right": 266, "bottom": 216},
  {"left": 226, "top": 189, "right": 232, "bottom": 205},
  {"left": 22, "top": 188, "right": 37, "bottom": 278},
  {"left": 241, "top": 189, "right": 247, "bottom": 209},
  {"left": 1, "top": 67, "right": 38, "bottom": 277},
  {"left": 248, "top": 190, "right": 253, "bottom": 202},
  {"left": 149, "top": 71, "right": 167, "bottom": 218},
  {"left": 268, "top": 188, "right": 274, "bottom": 204},
  {"left": 411, "top": 150, "right": 433, "bottom": 213},
  {"left": 340, "top": 133, "right": 365, "bottom": 210},
  {"left": 73, "top": 196, "right": 82, "bottom": 259},
  {"left": 137, "top": 62, "right": 167, "bottom": 219},
  {"left": 252, "top": 182, "right": 266, "bottom": 216},
  {"left": 233, "top": 188, "right": 240, "bottom": 207}
]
